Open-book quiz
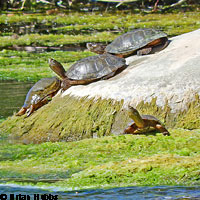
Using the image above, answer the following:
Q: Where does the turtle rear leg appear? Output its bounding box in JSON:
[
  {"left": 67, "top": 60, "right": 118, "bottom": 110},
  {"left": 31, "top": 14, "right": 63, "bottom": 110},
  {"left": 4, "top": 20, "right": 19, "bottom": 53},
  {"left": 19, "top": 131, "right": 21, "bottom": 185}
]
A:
[
  {"left": 147, "top": 37, "right": 169, "bottom": 54},
  {"left": 150, "top": 39, "right": 169, "bottom": 54},
  {"left": 137, "top": 47, "right": 152, "bottom": 56}
]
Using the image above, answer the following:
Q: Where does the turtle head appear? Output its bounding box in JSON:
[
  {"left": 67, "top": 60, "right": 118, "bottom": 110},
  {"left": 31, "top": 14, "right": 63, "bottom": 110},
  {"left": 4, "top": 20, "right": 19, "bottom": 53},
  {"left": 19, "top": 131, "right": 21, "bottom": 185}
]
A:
[
  {"left": 86, "top": 43, "right": 106, "bottom": 54},
  {"left": 48, "top": 58, "right": 67, "bottom": 79},
  {"left": 127, "top": 105, "right": 140, "bottom": 117},
  {"left": 127, "top": 105, "right": 145, "bottom": 128}
]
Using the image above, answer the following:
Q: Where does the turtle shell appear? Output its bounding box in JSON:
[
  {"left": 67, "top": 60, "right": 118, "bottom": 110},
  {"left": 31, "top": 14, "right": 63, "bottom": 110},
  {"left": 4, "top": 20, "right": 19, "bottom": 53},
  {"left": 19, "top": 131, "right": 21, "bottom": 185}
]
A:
[
  {"left": 105, "top": 28, "right": 167, "bottom": 55},
  {"left": 127, "top": 115, "right": 160, "bottom": 127},
  {"left": 140, "top": 114, "right": 160, "bottom": 122},
  {"left": 23, "top": 77, "right": 60, "bottom": 108},
  {"left": 66, "top": 53, "right": 126, "bottom": 80}
]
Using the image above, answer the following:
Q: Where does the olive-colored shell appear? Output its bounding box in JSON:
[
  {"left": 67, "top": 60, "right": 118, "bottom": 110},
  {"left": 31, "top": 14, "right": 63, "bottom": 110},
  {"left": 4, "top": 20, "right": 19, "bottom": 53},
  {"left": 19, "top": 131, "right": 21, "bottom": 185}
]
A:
[
  {"left": 105, "top": 28, "right": 167, "bottom": 55},
  {"left": 128, "top": 115, "right": 160, "bottom": 126},
  {"left": 66, "top": 53, "right": 126, "bottom": 80},
  {"left": 23, "top": 77, "right": 60, "bottom": 108},
  {"left": 140, "top": 114, "right": 160, "bottom": 122}
]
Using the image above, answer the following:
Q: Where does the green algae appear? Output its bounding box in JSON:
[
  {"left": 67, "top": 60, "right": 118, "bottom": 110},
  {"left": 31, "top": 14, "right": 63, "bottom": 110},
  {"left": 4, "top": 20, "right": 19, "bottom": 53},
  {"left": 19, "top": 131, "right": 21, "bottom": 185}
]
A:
[
  {"left": 0, "top": 95, "right": 124, "bottom": 143},
  {"left": 1, "top": 91, "right": 200, "bottom": 144},
  {"left": 0, "top": 11, "right": 200, "bottom": 82},
  {"left": 0, "top": 32, "right": 116, "bottom": 48},
  {"left": 1, "top": 12, "right": 200, "bottom": 36},
  {"left": 177, "top": 95, "right": 200, "bottom": 129},
  {"left": 0, "top": 129, "right": 199, "bottom": 189},
  {"left": 0, "top": 50, "right": 94, "bottom": 82}
]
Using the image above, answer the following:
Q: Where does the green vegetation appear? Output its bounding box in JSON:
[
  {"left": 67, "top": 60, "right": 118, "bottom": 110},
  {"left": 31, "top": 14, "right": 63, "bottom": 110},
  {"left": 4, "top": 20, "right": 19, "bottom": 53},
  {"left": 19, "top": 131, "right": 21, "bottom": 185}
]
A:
[
  {"left": 0, "top": 32, "right": 116, "bottom": 47},
  {"left": 0, "top": 0, "right": 199, "bottom": 12},
  {"left": 0, "top": 95, "right": 123, "bottom": 143},
  {"left": 0, "top": 11, "right": 200, "bottom": 82},
  {"left": 0, "top": 129, "right": 199, "bottom": 189},
  {"left": 0, "top": 50, "right": 94, "bottom": 81},
  {"left": 0, "top": 118, "right": 6, "bottom": 124},
  {"left": 1, "top": 12, "right": 200, "bottom": 36}
]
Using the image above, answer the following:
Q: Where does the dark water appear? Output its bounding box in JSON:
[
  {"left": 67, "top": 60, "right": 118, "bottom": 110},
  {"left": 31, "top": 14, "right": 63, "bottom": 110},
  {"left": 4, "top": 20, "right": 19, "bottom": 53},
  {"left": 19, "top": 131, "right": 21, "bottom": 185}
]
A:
[
  {"left": 0, "top": 185, "right": 200, "bottom": 200},
  {"left": 0, "top": 80, "right": 33, "bottom": 119}
]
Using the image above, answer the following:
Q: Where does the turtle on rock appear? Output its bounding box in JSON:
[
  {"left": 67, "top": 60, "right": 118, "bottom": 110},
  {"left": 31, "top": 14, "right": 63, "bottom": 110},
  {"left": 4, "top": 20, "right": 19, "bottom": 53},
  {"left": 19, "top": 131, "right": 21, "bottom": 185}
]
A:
[
  {"left": 49, "top": 53, "right": 126, "bottom": 91},
  {"left": 16, "top": 77, "right": 61, "bottom": 117},
  {"left": 87, "top": 28, "right": 169, "bottom": 57},
  {"left": 124, "top": 105, "right": 170, "bottom": 136}
]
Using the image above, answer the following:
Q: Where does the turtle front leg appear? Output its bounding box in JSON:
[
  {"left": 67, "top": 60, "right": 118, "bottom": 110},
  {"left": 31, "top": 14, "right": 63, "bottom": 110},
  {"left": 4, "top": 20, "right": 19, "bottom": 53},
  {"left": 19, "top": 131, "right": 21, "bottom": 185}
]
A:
[
  {"left": 26, "top": 104, "right": 35, "bottom": 117},
  {"left": 155, "top": 123, "right": 170, "bottom": 136},
  {"left": 26, "top": 98, "right": 49, "bottom": 117},
  {"left": 16, "top": 107, "right": 27, "bottom": 116},
  {"left": 123, "top": 123, "right": 139, "bottom": 135},
  {"left": 61, "top": 78, "right": 71, "bottom": 91}
]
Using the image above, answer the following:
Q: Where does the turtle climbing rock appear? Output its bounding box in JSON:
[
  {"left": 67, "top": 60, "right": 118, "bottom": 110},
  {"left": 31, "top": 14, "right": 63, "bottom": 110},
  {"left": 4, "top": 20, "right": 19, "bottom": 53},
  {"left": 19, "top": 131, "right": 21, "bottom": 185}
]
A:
[
  {"left": 49, "top": 53, "right": 126, "bottom": 91},
  {"left": 87, "top": 28, "right": 169, "bottom": 57},
  {"left": 124, "top": 105, "right": 170, "bottom": 136},
  {"left": 16, "top": 77, "right": 61, "bottom": 117}
]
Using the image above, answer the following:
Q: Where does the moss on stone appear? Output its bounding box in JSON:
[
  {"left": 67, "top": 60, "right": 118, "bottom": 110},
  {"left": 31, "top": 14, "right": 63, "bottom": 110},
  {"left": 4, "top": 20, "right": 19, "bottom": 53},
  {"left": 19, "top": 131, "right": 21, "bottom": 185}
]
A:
[
  {"left": 0, "top": 94, "right": 124, "bottom": 143},
  {"left": 0, "top": 92, "right": 200, "bottom": 144},
  {"left": 176, "top": 94, "right": 200, "bottom": 129}
]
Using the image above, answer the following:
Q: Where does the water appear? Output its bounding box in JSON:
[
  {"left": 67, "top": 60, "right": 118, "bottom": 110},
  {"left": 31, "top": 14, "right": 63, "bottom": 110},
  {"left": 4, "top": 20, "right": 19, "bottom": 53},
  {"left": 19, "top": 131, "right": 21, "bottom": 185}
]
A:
[
  {"left": 0, "top": 80, "right": 33, "bottom": 119},
  {"left": 0, "top": 185, "right": 199, "bottom": 199}
]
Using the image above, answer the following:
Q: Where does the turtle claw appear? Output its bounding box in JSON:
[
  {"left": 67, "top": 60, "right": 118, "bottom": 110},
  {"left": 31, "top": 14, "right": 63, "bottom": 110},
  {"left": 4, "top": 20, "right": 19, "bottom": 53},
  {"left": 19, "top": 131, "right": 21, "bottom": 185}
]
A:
[
  {"left": 16, "top": 107, "right": 27, "bottom": 116},
  {"left": 26, "top": 105, "right": 34, "bottom": 117},
  {"left": 162, "top": 131, "right": 170, "bottom": 136}
]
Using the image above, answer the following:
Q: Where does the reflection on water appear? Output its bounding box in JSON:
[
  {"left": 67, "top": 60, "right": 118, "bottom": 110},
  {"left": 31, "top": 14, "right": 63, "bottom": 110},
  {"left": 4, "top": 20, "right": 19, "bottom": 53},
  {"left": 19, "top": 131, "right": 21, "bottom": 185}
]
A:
[
  {"left": 0, "top": 185, "right": 200, "bottom": 200},
  {"left": 0, "top": 80, "right": 33, "bottom": 119}
]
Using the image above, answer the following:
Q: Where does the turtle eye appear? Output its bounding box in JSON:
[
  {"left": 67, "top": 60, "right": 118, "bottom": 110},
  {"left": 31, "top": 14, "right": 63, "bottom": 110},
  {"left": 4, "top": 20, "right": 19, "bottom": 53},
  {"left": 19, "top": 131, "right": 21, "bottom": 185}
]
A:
[{"left": 128, "top": 104, "right": 132, "bottom": 109}]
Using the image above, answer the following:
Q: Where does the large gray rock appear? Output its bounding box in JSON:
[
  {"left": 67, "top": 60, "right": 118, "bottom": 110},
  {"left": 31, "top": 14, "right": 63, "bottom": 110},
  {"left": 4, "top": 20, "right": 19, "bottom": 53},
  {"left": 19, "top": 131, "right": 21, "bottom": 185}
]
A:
[{"left": 62, "top": 29, "right": 200, "bottom": 113}]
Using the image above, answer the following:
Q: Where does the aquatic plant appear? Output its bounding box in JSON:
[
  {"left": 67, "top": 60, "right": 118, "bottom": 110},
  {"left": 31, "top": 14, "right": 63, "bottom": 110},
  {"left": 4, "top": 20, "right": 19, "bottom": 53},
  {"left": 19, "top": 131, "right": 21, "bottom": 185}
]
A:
[
  {"left": 0, "top": 50, "right": 94, "bottom": 82},
  {"left": 0, "top": 129, "right": 199, "bottom": 189}
]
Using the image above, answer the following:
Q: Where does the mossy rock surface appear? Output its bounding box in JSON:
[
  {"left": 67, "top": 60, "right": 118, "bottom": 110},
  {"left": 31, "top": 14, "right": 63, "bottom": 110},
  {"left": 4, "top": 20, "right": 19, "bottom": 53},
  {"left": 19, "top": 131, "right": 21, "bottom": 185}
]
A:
[
  {"left": 0, "top": 93, "right": 200, "bottom": 144},
  {"left": 0, "top": 95, "right": 124, "bottom": 143}
]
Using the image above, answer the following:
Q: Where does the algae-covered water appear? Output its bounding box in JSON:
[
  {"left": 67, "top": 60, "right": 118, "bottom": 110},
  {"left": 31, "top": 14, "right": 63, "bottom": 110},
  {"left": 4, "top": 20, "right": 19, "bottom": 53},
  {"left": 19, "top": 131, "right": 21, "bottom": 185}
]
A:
[
  {"left": 0, "top": 185, "right": 200, "bottom": 199},
  {"left": 0, "top": 80, "right": 33, "bottom": 119}
]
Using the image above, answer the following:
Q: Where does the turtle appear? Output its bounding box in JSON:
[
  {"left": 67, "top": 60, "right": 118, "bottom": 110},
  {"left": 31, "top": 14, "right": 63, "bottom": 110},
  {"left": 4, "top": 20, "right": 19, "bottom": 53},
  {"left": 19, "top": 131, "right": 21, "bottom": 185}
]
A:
[
  {"left": 87, "top": 28, "right": 169, "bottom": 57},
  {"left": 49, "top": 53, "right": 126, "bottom": 91},
  {"left": 123, "top": 105, "right": 170, "bottom": 136},
  {"left": 16, "top": 77, "right": 61, "bottom": 117}
]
